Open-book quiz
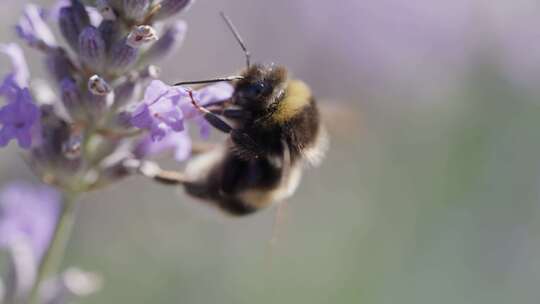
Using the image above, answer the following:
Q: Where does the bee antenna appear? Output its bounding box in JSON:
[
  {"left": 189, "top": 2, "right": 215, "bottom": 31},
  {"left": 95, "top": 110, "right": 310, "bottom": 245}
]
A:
[
  {"left": 220, "top": 11, "right": 251, "bottom": 69},
  {"left": 174, "top": 75, "right": 244, "bottom": 86}
]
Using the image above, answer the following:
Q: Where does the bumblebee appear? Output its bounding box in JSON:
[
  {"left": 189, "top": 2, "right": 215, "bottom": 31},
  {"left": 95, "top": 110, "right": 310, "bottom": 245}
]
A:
[{"left": 135, "top": 13, "right": 328, "bottom": 215}]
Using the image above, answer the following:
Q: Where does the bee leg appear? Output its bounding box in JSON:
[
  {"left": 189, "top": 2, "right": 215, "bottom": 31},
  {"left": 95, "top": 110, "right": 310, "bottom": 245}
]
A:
[
  {"left": 188, "top": 90, "right": 262, "bottom": 157},
  {"left": 187, "top": 90, "right": 237, "bottom": 134},
  {"left": 123, "top": 159, "right": 191, "bottom": 185},
  {"left": 222, "top": 108, "right": 250, "bottom": 120}
]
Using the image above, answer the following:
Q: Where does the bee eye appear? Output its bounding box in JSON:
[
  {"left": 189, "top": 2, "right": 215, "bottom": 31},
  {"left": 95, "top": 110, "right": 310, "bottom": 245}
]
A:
[{"left": 244, "top": 83, "right": 266, "bottom": 98}]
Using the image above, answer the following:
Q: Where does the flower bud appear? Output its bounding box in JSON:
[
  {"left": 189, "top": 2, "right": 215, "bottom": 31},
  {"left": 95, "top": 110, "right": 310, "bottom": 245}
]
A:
[
  {"left": 153, "top": 0, "right": 194, "bottom": 21},
  {"left": 31, "top": 105, "right": 81, "bottom": 173},
  {"left": 98, "top": 20, "right": 120, "bottom": 52},
  {"left": 45, "top": 48, "right": 73, "bottom": 83},
  {"left": 78, "top": 26, "right": 106, "bottom": 70},
  {"left": 109, "top": 38, "right": 138, "bottom": 72},
  {"left": 96, "top": 0, "right": 117, "bottom": 20},
  {"left": 123, "top": 0, "right": 150, "bottom": 21},
  {"left": 58, "top": 1, "right": 90, "bottom": 51},
  {"left": 126, "top": 25, "right": 158, "bottom": 48},
  {"left": 142, "top": 21, "right": 186, "bottom": 64},
  {"left": 62, "top": 133, "right": 83, "bottom": 160},
  {"left": 88, "top": 75, "right": 112, "bottom": 96},
  {"left": 60, "top": 78, "right": 85, "bottom": 121}
]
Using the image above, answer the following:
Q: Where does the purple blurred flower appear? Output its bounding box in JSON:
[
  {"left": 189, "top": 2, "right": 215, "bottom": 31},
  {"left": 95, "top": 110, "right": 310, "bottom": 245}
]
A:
[
  {"left": 16, "top": 4, "right": 57, "bottom": 49},
  {"left": 0, "top": 44, "right": 29, "bottom": 99},
  {"left": 130, "top": 80, "right": 186, "bottom": 141},
  {"left": 0, "top": 182, "right": 61, "bottom": 260},
  {"left": 0, "top": 88, "right": 41, "bottom": 149},
  {"left": 134, "top": 130, "right": 191, "bottom": 162}
]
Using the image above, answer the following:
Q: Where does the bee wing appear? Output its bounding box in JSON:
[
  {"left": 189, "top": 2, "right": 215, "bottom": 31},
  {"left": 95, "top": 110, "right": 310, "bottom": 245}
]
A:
[{"left": 318, "top": 102, "right": 363, "bottom": 138}]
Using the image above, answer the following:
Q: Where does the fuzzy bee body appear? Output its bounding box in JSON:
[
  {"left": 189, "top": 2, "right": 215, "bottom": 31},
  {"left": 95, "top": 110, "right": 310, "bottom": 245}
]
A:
[
  {"left": 181, "top": 64, "right": 328, "bottom": 215},
  {"left": 136, "top": 14, "right": 328, "bottom": 216}
]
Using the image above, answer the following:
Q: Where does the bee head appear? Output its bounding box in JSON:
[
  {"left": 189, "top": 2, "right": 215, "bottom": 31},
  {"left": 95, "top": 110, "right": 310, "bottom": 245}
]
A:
[{"left": 233, "top": 64, "right": 288, "bottom": 113}]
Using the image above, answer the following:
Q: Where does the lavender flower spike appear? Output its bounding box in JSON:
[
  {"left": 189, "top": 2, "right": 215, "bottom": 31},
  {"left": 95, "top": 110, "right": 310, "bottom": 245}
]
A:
[
  {"left": 0, "top": 88, "right": 41, "bottom": 149},
  {"left": 16, "top": 4, "right": 57, "bottom": 50}
]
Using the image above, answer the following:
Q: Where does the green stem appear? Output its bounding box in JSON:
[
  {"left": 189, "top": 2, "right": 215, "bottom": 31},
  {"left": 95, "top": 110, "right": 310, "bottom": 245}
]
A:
[{"left": 27, "top": 192, "right": 79, "bottom": 304}]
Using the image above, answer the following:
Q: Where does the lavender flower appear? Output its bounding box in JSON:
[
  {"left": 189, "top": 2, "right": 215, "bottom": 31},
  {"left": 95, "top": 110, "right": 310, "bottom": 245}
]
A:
[
  {"left": 0, "top": 44, "right": 29, "bottom": 98},
  {"left": 58, "top": 1, "right": 90, "bottom": 51},
  {"left": 78, "top": 26, "right": 106, "bottom": 69},
  {"left": 96, "top": 0, "right": 117, "bottom": 21},
  {"left": 16, "top": 4, "right": 57, "bottom": 50},
  {"left": 0, "top": 182, "right": 60, "bottom": 260},
  {"left": 0, "top": 88, "right": 41, "bottom": 149},
  {"left": 109, "top": 38, "right": 138, "bottom": 71},
  {"left": 60, "top": 78, "right": 81, "bottom": 114},
  {"left": 130, "top": 80, "right": 233, "bottom": 141},
  {"left": 134, "top": 130, "right": 191, "bottom": 162},
  {"left": 44, "top": 48, "right": 73, "bottom": 83},
  {"left": 130, "top": 80, "right": 185, "bottom": 141}
]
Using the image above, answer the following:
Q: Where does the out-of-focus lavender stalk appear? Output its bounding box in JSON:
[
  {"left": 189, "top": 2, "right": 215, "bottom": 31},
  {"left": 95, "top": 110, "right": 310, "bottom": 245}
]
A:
[
  {"left": 0, "top": 0, "right": 236, "bottom": 302},
  {"left": 27, "top": 193, "right": 77, "bottom": 304}
]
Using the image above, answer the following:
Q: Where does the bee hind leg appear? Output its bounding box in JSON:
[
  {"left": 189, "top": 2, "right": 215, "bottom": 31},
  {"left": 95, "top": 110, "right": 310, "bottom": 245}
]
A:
[{"left": 123, "top": 159, "right": 192, "bottom": 186}]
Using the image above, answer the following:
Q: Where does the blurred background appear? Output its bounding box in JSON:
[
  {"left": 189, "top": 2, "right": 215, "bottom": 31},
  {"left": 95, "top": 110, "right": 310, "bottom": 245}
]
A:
[{"left": 2, "top": 0, "right": 540, "bottom": 303}]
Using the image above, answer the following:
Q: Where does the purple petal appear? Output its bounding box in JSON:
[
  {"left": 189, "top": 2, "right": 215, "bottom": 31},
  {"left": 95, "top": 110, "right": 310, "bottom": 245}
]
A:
[
  {"left": 142, "top": 80, "right": 172, "bottom": 104},
  {"left": 130, "top": 105, "right": 153, "bottom": 129},
  {"left": 0, "top": 89, "right": 41, "bottom": 149},
  {"left": 16, "top": 4, "right": 57, "bottom": 49},
  {"left": 134, "top": 130, "right": 191, "bottom": 162},
  {"left": 0, "top": 44, "right": 29, "bottom": 89},
  {"left": 150, "top": 124, "right": 167, "bottom": 142},
  {"left": 194, "top": 82, "right": 234, "bottom": 106},
  {"left": 0, "top": 126, "right": 15, "bottom": 147},
  {"left": 15, "top": 128, "right": 32, "bottom": 149}
]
